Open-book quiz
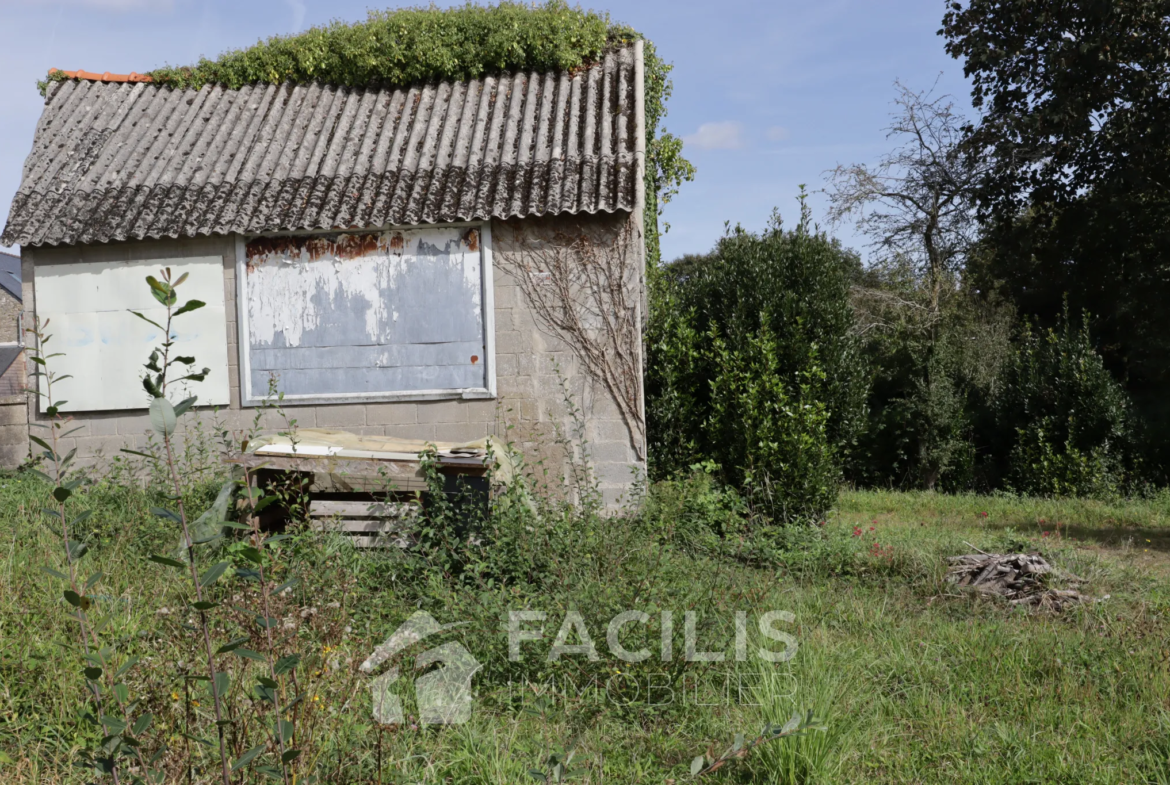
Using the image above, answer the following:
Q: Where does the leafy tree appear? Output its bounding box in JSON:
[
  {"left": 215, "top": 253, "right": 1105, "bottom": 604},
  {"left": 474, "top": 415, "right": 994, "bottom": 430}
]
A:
[
  {"left": 995, "top": 306, "right": 1134, "bottom": 498},
  {"left": 828, "top": 82, "right": 997, "bottom": 490},
  {"left": 646, "top": 196, "right": 867, "bottom": 522},
  {"left": 942, "top": 0, "right": 1170, "bottom": 476}
]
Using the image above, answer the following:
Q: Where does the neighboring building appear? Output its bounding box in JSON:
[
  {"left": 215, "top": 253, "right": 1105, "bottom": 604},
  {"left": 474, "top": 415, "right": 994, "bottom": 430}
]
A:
[
  {"left": 0, "top": 45, "right": 648, "bottom": 502},
  {"left": 0, "top": 251, "right": 19, "bottom": 343},
  {"left": 0, "top": 252, "right": 25, "bottom": 468}
]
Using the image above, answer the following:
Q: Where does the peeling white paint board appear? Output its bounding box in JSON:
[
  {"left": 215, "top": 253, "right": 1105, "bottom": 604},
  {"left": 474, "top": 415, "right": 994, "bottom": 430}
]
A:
[
  {"left": 35, "top": 257, "right": 230, "bottom": 412},
  {"left": 240, "top": 227, "right": 493, "bottom": 404}
]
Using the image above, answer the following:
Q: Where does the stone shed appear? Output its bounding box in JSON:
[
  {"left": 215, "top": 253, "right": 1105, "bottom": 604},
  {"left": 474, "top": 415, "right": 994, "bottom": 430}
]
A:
[{"left": 0, "top": 44, "right": 648, "bottom": 504}]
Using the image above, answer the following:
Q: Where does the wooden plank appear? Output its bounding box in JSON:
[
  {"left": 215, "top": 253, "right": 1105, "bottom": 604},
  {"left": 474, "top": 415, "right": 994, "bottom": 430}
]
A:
[
  {"left": 309, "top": 500, "right": 418, "bottom": 518},
  {"left": 308, "top": 473, "right": 428, "bottom": 493},
  {"left": 349, "top": 535, "right": 410, "bottom": 549},
  {"left": 310, "top": 519, "right": 410, "bottom": 533}
]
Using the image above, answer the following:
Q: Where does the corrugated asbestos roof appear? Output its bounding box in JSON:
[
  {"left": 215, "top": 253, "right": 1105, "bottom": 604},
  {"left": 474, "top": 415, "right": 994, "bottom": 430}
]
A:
[{"left": 2, "top": 44, "right": 641, "bottom": 247}]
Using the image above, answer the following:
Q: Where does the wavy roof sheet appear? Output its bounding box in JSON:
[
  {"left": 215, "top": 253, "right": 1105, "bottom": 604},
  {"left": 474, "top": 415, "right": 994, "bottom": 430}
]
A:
[{"left": 2, "top": 44, "right": 642, "bottom": 247}]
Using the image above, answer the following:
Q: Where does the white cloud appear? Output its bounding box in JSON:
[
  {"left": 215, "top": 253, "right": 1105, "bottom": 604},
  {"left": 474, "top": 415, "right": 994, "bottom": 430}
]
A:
[
  {"left": 766, "top": 125, "right": 791, "bottom": 142},
  {"left": 286, "top": 0, "right": 307, "bottom": 32},
  {"left": 683, "top": 121, "right": 746, "bottom": 151}
]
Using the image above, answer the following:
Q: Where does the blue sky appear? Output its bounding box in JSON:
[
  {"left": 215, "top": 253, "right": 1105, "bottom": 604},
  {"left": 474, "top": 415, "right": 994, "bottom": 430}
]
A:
[{"left": 0, "top": 0, "right": 972, "bottom": 261}]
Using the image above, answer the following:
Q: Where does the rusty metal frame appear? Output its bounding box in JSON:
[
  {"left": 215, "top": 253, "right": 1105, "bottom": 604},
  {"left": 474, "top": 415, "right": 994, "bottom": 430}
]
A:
[{"left": 234, "top": 221, "right": 496, "bottom": 407}]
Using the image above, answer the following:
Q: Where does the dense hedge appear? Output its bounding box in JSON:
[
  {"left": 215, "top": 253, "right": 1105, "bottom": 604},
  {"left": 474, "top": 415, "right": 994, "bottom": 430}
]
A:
[{"left": 645, "top": 198, "right": 868, "bottom": 523}]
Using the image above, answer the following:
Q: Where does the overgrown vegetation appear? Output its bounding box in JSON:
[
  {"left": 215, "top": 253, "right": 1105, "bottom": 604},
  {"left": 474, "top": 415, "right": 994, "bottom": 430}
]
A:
[
  {"left": 646, "top": 194, "right": 866, "bottom": 522},
  {"left": 5, "top": 455, "right": 1170, "bottom": 783}
]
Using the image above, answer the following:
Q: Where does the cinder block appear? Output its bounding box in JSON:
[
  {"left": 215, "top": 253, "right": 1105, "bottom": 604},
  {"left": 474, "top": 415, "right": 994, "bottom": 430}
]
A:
[
  {"left": 75, "top": 435, "right": 131, "bottom": 457},
  {"left": 493, "top": 353, "right": 518, "bottom": 377},
  {"left": 282, "top": 407, "right": 316, "bottom": 428},
  {"left": 435, "top": 423, "right": 490, "bottom": 443},
  {"left": 0, "top": 404, "right": 28, "bottom": 426},
  {"left": 118, "top": 414, "right": 153, "bottom": 436},
  {"left": 366, "top": 403, "right": 418, "bottom": 426},
  {"left": 314, "top": 404, "right": 366, "bottom": 428},
  {"left": 463, "top": 400, "right": 498, "bottom": 424},
  {"left": 416, "top": 401, "right": 468, "bottom": 424},
  {"left": 494, "top": 330, "right": 529, "bottom": 354},
  {"left": 591, "top": 419, "right": 633, "bottom": 444},
  {"left": 593, "top": 461, "right": 640, "bottom": 488},
  {"left": 0, "top": 422, "right": 28, "bottom": 444},
  {"left": 496, "top": 376, "right": 535, "bottom": 397},
  {"left": 587, "top": 441, "right": 634, "bottom": 465},
  {"left": 492, "top": 284, "right": 517, "bottom": 308},
  {"left": 0, "top": 442, "right": 28, "bottom": 468}
]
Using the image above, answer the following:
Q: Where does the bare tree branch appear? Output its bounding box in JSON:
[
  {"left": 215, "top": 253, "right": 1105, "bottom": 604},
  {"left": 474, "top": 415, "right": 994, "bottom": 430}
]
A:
[
  {"left": 500, "top": 220, "right": 646, "bottom": 460},
  {"left": 826, "top": 80, "right": 987, "bottom": 319}
]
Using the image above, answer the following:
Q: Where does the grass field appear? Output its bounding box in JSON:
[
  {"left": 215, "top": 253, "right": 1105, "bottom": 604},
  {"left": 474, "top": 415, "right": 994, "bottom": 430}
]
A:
[{"left": 1, "top": 467, "right": 1169, "bottom": 783}]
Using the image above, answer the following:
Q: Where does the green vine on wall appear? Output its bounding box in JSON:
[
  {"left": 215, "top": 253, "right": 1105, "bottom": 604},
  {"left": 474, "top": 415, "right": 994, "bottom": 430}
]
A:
[{"left": 38, "top": 1, "right": 693, "bottom": 264}]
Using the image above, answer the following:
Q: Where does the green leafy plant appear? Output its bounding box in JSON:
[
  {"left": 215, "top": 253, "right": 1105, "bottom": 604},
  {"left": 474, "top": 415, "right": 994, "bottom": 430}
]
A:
[
  {"left": 128, "top": 268, "right": 235, "bottom": 784},
  {"left": 25, "top": 317, "right": 163, "bottom": 783},
  {"left": 689, "top": 711, "right": 825, "bottom": 778},
  {"left": 646, "top": 192, "right": 867, "bottom": 523},
  {"left": 996, "top": 305, "right": 1134, "bottom": 498}
]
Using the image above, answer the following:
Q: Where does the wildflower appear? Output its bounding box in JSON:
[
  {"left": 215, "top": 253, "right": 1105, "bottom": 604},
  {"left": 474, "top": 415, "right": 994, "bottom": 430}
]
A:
[
  {"left": 192, "top": 700, "right": 200, "bottom": 707},
  {"left": 171, "top": 692, "right": 179, "bottom": 701},
  {"left": 869, "top": 526, "right": 875, "bottom": 532},
  {"left": 1042, "top": 532, "right": 1049, "bottom": 537},
  {"left": 852, "top": 526, "right": 863, "bottom": 537}
]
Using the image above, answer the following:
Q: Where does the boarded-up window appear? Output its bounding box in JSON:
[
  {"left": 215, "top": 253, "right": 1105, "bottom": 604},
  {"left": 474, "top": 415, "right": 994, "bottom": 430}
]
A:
[
  {"left": 238, "top": 225, "right": 494, "bottom": 405},
  {"left": 34, "top": 257, "right": 231, "bottom": 412}
]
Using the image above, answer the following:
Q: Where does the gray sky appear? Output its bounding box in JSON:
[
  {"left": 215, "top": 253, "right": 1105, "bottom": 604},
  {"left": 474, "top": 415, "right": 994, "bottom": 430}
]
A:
[{"left": 0, "top": 0, "right": 972, "bottom": 261}]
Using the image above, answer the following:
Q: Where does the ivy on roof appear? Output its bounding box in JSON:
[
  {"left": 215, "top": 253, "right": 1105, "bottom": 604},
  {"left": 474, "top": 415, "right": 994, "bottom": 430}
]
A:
[
  {"left": 148, "top": 2, "right": 613, "bottom": 91},
  {"left": 39, "top": 1, "right": 693, "bottom": 263}
]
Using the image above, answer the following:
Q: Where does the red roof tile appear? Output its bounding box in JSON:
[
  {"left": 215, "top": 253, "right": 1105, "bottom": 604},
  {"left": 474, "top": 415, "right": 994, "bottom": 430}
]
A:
[{"left": 49, "top": 68, "right": 152, "bottom": 84}]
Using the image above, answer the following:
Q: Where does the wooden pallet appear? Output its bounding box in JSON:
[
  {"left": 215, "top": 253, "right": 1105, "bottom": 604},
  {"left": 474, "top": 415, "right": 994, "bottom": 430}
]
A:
[{"left": 308, "top": 499, "right": 420, "bottom": 548}]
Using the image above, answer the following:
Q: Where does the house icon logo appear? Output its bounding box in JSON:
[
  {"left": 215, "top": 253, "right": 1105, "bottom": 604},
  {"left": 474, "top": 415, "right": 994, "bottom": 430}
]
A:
[{"left": 360, "top": 611, "right": 481, "bottom": 725}]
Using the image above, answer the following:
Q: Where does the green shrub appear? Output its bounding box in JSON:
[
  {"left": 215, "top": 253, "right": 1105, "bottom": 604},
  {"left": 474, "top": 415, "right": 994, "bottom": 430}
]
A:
[
  {"left": 996, "top": 307, "right": 1135, "bottom": 497},
  {"left": 638, "top": 464, "right": 748, "bottom": 554},
  {"left": 847, "top": 275, "right": 1016, "bottom": 493},
  {"left": 645, "top": 196, "right": 867, "bottom": 523}
]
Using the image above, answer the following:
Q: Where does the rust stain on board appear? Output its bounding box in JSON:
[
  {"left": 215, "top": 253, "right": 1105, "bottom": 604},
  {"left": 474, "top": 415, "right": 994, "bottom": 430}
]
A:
[
  {"left": 470, "top": 355, "right": 479, "bottom": 365},
  {"left": 463, "top": 228, "right": 479, "bottom": 252},
  {"left": 246, "top": 233, "right": 386, "bottom": 272}
]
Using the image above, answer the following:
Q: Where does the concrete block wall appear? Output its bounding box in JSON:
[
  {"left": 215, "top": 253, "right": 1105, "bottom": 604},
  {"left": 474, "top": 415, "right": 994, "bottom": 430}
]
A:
[{"left": 20, "top": 212, "right": 645, "bottom": 506}]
